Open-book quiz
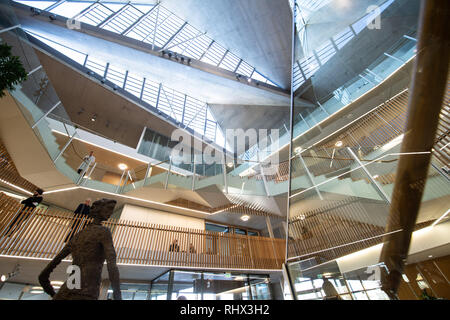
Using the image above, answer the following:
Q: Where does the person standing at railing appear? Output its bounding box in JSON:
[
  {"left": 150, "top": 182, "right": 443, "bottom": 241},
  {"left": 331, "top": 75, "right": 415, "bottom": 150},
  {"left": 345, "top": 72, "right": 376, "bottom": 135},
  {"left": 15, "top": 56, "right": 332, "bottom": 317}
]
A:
[
  {"left": 77, "top": 151, "right": 95, "bottom": 175},
  {"left": 169, "top": 239, "right": 180, "bottom": 252},
  {"left": 5, "top": 188, "right": 44, "bottom": 237},
  {"left": 64, "top": 198, "right": 91, "bottom": 243}
]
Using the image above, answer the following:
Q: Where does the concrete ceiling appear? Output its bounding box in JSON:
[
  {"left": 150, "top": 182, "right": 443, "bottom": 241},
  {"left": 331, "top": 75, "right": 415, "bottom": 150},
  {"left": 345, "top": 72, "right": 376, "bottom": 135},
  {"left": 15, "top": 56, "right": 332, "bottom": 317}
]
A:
[
  {"left": 15, "top": 10, "right": 291, "bottom": 106},
  {"left": 159, "top": 0, "right": 293, "bottom": 89},
  {"left": 297, "top": 0, "right": 420, "bottom": 101},
  {"left": 209, "top": 104, "right": 290, "bottom": 143},
  {"left": 297, "top": 0, "right": 388, "bottom": 58},
  {"left": 35, "top": 48, "right": 183, "bottom": 149}
]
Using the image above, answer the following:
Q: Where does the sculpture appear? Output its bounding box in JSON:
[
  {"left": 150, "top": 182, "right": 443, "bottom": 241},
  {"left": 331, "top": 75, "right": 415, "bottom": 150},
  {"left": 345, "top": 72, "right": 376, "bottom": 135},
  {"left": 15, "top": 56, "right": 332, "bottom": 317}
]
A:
[{"left": 38, "top": 198, "right": 122, "bottom": 300}]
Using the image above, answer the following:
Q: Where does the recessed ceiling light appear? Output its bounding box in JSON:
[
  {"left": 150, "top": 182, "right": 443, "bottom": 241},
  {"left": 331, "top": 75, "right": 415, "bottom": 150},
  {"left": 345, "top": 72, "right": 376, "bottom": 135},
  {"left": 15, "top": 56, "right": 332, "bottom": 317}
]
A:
[
  {"left": 428, "top": 255, "right": 433, "bottom": 258},
  {"left": 118, "top": 163, "right": 128, "bottom": 170},
  {"left": 247, "top": 78, "right": 252, "bottom": 83},
  {"left": 335, "top": 141, "right": 343, "bottom": 147},
  {"left": 240, "top": 215, "right": 250, "bottom": 222},
  {"left": 0, "top": 275, "right": 6, "bottom": 282}
]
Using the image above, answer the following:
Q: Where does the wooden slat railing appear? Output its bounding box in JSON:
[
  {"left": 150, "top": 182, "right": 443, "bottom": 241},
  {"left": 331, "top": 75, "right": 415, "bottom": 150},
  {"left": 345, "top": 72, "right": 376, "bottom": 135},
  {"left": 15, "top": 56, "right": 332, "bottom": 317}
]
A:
[{"left": 0, "top": 193, "right": 285, "bottom": 270}]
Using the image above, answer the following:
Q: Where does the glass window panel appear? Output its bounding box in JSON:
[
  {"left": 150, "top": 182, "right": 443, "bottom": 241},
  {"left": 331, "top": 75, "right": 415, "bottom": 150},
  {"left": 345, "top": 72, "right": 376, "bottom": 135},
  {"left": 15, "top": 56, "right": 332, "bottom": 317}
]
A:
[
  {"left": 352, "top": 291, "right": 369, "bottom": 300},
  {"left": 366, "top": 289, "right": 390, "bottom": 300},
  {"left": 346, "top": 279, "right": 364, "bottom": 292},
  {"left": 14, "top": 0, "right": 56, "bottom": 10},
  {"left": 49, "top": 1, "right": 92, "bottom": 18}
]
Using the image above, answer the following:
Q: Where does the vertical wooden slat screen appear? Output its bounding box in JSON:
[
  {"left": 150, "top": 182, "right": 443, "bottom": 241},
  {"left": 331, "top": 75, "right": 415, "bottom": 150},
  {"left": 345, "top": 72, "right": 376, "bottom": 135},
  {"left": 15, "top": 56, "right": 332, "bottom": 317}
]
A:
[{"left": 0, "top": 193, "right": 285, "bottom": 269}]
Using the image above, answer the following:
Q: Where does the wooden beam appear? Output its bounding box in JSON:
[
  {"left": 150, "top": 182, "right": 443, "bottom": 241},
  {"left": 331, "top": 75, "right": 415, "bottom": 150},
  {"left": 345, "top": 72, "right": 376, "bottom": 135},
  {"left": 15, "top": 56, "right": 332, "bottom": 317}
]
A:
[{"left": 378, "top": 0, "right": 450, "bottom": 299}]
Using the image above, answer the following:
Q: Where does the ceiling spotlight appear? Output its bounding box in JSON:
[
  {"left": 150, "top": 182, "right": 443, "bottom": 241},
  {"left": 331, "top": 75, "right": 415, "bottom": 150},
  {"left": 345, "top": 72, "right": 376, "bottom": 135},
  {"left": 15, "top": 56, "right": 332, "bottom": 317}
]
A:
[
  {"left": 187, "top": 58, "right": 191, "bottom": 64},
  {"left": 294, "top": 146, "right": 303, "bottom": 155},
  {"left": 428, "top": 255, "right": 433, "bottom": 258},
  {"left": 113, "top": 85, "right": 118, "bottom": 91},
  {"left": 299, "top": 214, "right": 306, "bottom": 220},
  {"left": 101, "top": 78, "right": 106, "bottom": 84},
  {"left": 1, "top": 264, "right": 20, "bottom": 282},
  {"left": 227, "top": 162, "right": 234, "bottom": 168},
  {"left": 247, "top": 78, "right": 252, "bottom": 83},
  {"left": 91, "top": 114, "right": 97, "bottom": 122},
  {"left": 118, "top": 163, "right": 128, "bottom": 170},
  {"left": 168, "top": 52, "right": 172, "bottom": 58},
  {"left": 49, "top": 14, "right": 57, "bottom": 21},
  {"left": 240, "top": 215, "right": 250, "bottom": 222},
  {"left": 335, "top": 141, "right": 343, "bottom": 147}
]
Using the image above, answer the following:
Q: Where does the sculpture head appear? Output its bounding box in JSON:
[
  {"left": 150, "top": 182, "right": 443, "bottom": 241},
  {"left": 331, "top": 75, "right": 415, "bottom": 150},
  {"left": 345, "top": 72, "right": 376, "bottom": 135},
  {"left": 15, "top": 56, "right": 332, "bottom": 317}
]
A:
[{"left": 90, "top": 198, "right": 117, "bottom": 222}]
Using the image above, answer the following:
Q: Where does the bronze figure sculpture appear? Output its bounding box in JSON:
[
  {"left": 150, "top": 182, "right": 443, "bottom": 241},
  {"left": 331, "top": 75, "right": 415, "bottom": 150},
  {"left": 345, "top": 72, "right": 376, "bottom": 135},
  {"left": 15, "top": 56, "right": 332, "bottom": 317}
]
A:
[{"left": 38, "top": 198, "right": 122, "bottom": 300}]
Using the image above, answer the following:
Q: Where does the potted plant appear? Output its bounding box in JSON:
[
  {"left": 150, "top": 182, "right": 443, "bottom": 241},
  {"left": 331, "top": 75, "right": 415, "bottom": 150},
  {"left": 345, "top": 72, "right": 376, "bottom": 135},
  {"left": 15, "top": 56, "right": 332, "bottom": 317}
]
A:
[{"left": 0, "top": 42, "right": 27, "bottom": 98}]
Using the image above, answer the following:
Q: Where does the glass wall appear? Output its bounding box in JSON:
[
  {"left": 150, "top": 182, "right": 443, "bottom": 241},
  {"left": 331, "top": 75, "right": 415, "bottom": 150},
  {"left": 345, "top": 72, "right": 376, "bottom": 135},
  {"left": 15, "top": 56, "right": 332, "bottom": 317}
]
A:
[
  {"left": 287, "top": 260, "right": 390, "bottom": 300},
  {"left": 284, "top": 0, "right": 450, "bottom": 300},
  {"left": 107, "top": 269, "right": 271, "bottom": 301}
]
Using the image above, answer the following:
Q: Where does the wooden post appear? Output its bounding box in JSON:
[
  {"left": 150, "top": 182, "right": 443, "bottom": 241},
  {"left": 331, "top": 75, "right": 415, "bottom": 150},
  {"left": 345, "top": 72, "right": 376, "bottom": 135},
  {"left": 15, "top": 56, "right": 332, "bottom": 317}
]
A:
[{"left": 379, "top": 0, "right": 450, "bottom": 299}]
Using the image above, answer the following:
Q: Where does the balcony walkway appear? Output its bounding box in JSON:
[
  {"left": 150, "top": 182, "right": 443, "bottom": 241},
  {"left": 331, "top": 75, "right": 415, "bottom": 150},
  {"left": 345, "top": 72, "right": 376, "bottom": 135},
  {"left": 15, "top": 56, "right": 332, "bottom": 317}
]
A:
[{"left": 0, "top": 194, "right": 286, "bottom": 270}]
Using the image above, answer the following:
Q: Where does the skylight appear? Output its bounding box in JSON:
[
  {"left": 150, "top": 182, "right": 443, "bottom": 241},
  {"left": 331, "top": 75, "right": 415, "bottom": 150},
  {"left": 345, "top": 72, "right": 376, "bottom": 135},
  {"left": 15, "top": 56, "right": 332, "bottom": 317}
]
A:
[{"left": 14, "top": 0, "right": 279, "bottom": 88}]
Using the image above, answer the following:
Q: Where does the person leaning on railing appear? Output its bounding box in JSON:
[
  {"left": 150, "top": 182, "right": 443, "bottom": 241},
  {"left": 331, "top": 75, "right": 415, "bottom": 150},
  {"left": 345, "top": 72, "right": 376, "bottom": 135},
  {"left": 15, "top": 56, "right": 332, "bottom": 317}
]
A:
[{"left": 5, "top": 188, "right": 44, "bottom": 237}]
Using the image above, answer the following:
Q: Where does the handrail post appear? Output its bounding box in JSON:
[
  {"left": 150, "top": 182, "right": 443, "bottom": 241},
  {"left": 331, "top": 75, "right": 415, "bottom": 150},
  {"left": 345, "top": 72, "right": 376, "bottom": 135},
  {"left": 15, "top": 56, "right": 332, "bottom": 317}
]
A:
[
  {"left": 346, "top": 147, "right": 391, "bottom": 203},
  {"left": 115, "top": 170, "right": 126, "bottom": 193},
  {"left": 191, "top": 158, "right": 196, "bottom": 191},
  {"left": 31, "top": 101, "right": 61, "bottom": 129},
  {"left": 298, "top": 153, "right": 323, "bottom": 200},
  {"left": 164, "top": 156, "right": 172, "bottom": 189},
  {"left": 82, "top": 162, "right": 97, "bottom": 186},
  {"left": 222, "top": 153, "right": 228, "bottom": 194},
  {"left": 76, "top": 157, "right": 93, "bottom": 185},
  {"left": 143, "top": 163, "right": 152, "bottom": 186},
  {"left": 120, "top": 170, "right": 130, "bottom": 193},
  {"left": 53, "top": 129, "right": 77, "bottom": 163}
]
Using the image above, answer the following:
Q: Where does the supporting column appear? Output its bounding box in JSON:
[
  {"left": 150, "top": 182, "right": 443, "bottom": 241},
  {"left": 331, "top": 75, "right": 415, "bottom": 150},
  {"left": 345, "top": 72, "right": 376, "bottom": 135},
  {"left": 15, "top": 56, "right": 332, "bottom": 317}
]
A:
[{"left": 379, "top": 0, "right": 450, "bottom": 299}]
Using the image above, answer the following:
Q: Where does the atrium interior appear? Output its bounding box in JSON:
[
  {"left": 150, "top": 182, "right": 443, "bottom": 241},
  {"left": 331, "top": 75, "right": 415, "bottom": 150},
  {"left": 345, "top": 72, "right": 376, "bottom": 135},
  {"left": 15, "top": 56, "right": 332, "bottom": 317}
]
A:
[{"left": 0, "top": 0, "right": 448, "bottom": 300}]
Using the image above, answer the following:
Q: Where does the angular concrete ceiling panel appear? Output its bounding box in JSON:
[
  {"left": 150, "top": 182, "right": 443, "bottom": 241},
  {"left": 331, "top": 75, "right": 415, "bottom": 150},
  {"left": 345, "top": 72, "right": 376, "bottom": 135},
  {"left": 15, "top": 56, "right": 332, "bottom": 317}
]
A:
[{"left": 159, "top": 0, "right": 293, "bottom": 89}]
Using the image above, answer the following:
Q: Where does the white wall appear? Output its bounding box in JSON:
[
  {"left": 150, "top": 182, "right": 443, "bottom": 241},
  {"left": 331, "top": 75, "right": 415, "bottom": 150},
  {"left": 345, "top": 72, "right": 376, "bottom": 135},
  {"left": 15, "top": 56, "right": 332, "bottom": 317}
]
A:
[
  {"left": 120, "top": 204, "right": 205, "bottom": 230},
  {"left": 336, "top": 220, "right": 450, "bottom": 273}
]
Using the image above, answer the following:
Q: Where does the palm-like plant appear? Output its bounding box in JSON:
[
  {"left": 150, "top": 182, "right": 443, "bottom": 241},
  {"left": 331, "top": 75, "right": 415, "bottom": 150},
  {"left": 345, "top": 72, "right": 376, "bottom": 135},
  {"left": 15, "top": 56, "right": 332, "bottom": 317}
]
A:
[{"left": 0, "top": 42, "right": 27, "bottom": 98}]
